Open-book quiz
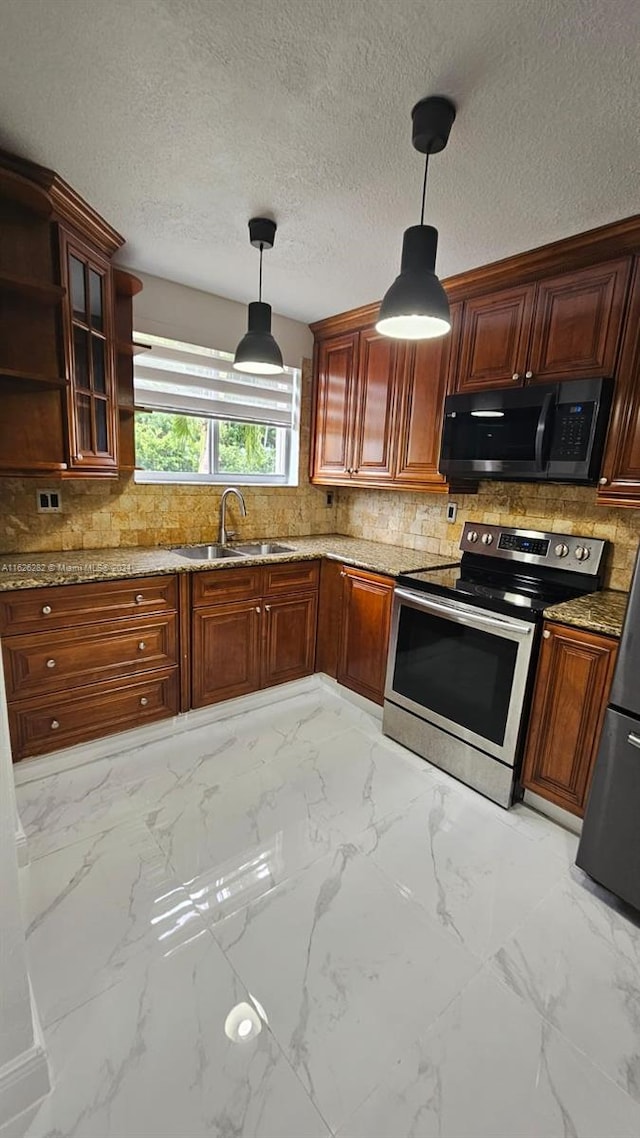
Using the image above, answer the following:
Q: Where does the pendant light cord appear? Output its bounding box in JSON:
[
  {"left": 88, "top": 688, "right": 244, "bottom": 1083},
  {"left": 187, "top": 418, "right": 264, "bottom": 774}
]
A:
[
  {"left": 420, "top": 152, "right": 430, "bottom": 226},
  {"left": 258, "top": 243, "right": 264, "bottom": 302}
]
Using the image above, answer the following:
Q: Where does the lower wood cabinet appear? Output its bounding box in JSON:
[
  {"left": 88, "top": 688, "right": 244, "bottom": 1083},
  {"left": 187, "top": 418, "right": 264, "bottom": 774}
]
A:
[
  {"left": 521, "top": 621, "right": 618, "bottom": 816},
  {"left": 191, "top": 561, "right": 319, "bottom": 708},
  {"left": 337, "top": 566, "right": 394, "bottom": 705},
  {"left": 1, "top": 575, "right": 181, "bottom": 761}
]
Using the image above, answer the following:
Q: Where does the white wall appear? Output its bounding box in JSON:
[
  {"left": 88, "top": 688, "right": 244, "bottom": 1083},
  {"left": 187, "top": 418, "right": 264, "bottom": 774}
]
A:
[{"left": 127, "top": 270, "right": 313, "bottom": 366}]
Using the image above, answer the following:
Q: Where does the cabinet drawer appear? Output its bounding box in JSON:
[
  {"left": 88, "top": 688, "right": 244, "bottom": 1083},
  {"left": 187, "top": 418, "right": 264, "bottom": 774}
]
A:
[
  {"left": 192, "top": 567, "right": 263, "bottom": 607},
  {"left": 9, "top": 668, "right": 179, "bottom": 761},
  {"left": 262, "top": 559, "right": 320, "bottom": 597},
  {"left": 3, "top": 613, "right": 178, "bottom": 699},
  {"left": 0, "top": 575, "right": 178, "bottom": 635}
]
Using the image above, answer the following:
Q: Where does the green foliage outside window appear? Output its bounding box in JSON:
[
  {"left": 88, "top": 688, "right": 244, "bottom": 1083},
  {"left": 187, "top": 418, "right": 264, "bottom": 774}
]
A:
[{"left": 134, "top": 412, "right": 280, "bottom": 475}]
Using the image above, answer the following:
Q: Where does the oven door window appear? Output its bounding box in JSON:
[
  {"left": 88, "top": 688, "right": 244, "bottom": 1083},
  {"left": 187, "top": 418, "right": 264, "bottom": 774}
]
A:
[{"left": 392, "top": 605, "right": 518, "bottom": 746}]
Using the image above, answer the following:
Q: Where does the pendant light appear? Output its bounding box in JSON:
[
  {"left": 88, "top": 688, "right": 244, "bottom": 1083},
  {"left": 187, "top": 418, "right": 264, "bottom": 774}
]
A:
[
  {"left": 376, "top": 96, "right": 456, "bottom": 341},
  {"left": 234, "top": 217, "right": 284, "bottom": 375}
]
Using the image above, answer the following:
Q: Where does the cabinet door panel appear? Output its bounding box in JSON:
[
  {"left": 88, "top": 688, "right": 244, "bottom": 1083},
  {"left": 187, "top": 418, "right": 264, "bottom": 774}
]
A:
[
  {"left": 528, "top": 258, "right": 631, "bottom": 383},
  {"left": 337, "top": 567, "right": 393, "bottom": 705},
  {"left": 521, "top": 622, "right": 618, "bottom": 816},
  {"left": 263, "top": 593, "right": 318, "bottom": 687},
  {"left": 394, "top": 306, "right": 460, "bottom": 489},
  {"left": 192, "top": 601, "right": 261, "bottom": 707},
  {"left": 312, "top": 332, "right": 358, "bottom": 479},
  {"left": 351, "top": 329, "right": 398, "bottom": 480},
  {"left": 598, "top": 257, "right": 640, "bottom": 506},
  {"left": 455, "top": 284, "right": 534, "bottom": 391}
]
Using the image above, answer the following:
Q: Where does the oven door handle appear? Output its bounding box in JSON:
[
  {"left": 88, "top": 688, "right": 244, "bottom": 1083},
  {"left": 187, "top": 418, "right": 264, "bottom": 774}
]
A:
[{"left": 394, "top": 589, "right": 533, "bottom": 637}]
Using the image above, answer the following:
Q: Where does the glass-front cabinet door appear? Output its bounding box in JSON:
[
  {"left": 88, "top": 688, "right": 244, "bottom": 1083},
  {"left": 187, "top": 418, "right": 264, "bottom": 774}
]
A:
[{"left": 59, "top": 228, "right": 117, "bottom": 472}]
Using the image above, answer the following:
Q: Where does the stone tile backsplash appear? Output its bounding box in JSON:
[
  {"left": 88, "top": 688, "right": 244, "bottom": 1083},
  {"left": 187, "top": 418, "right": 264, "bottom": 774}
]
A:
[
  {"left": 1, "top": 351, "right": 638, "bottom": 591},
  {"left": 336, "top": 482, "right": 640, "bottom": 592}
]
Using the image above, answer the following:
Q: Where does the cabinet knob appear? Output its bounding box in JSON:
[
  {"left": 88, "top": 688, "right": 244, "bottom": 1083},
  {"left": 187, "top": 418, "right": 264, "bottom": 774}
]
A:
[
  {"left": 525, "top": 371, "right": 533, "bottom": 379},
  {"left": 598, "top": 477, "right": 608, "bottom": 486},
  {"left": 50, "top": 719, "right": 60, "bottom": 730},
  {"left": 255, "top": 606, "right": 261, "bottom": 613},
  {"left": 512, "top": 373, "right": 520, "bottom": 381},
  {"left": 265, "top": 604, "right": 271, "bottom": 612},
  {"left": 138, "top": 641, "right": 146, "bottom": 651},
  {"left": 46, "top": 658, "right": 56, "bottom": 669},
  {"left": 347, "top": 467, "right": 353, "bottom": 474},
  {"left": 340, "top": 570, "right": 346, "bottom": 577},
  {"left": 542, "top": 630, "right": 551, "bottom": 639},
  {"left": 135, "top": 594, "right": 144, "bottom": 604},
  {"left": 140, "top": 696, "right": 149, "bottom": 707},
  {"left": 42, "top": 604, "right": 52, "bottom": 616}
]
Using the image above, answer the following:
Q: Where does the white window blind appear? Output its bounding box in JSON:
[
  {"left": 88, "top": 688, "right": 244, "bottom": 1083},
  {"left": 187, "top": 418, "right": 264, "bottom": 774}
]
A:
[{"left": 133, "top": 333, "right": 297, "bottom": 427}]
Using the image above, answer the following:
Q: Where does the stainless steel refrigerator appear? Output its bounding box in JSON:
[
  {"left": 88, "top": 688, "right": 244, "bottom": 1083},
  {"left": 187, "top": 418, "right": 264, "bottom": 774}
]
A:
[{"left": 576, "top": 544, "right": 640, "bottom": 909}]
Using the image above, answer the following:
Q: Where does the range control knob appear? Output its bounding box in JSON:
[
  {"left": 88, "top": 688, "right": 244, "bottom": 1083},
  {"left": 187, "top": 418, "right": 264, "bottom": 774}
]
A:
[
  {"left": 554, "top": 543, "right": 569, "bottom": 558},
  {"left": 575, "top": 546, "right": 591, "bottom": 562},
  {"left": 467, "top": 530, "right": 479, "bottom": 543},
  {"left": 481, "top": 533, "right": 494, "bottom": 546}
]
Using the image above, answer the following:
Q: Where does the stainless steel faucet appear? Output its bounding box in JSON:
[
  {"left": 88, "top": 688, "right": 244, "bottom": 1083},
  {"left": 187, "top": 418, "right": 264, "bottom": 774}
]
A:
[{"left": 218, "top": 487, "right": 247, "bottom": 544}]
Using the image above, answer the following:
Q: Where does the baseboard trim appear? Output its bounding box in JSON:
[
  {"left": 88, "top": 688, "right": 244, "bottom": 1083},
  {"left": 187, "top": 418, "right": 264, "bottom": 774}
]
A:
[
  {"left": 0, "top": 988, "right": 50, "bottom": 1131},
  {"left": 522, "top": 789, "right": 583, "bottom": 835}
]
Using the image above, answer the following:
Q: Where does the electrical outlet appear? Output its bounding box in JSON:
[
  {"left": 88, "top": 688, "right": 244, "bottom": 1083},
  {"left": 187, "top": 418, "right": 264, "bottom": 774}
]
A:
[
  {"left": 446, "top": 502, "right": 458, "bottom": 524},
  {"left": 36, "top": 489, "right": 62, "bottom": 514},
  {"left": 326, "top": 492, "right": 334, "bottom": 507}
]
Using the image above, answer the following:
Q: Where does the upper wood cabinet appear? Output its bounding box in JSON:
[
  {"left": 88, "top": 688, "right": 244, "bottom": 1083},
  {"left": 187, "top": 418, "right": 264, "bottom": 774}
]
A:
[
  {"left": 454, "top": 284, "right": 535, "bottom": 392},
  {"left": 394, "top": 303, "right": 460, "bottom": 491},
  {"left": 521, "top": 621, "right": 618, "bottom": 816},
  {"left": 312, "top": 332, "right": 358, "bottom": 479},
  {"left": 59, "top": 227, "right": 118, "bottom": 473},
  {"left": 351, "top": 328, "right": 398, "bottom": 481},
  {"left": 598, "top": 257, "right": 640, "bottom": 506},
  {"left": 527, "top": 258, "right": 631, "bottom": 384},
  {"left": 453, "top": 258, "right": 631, "bottom": 392}
]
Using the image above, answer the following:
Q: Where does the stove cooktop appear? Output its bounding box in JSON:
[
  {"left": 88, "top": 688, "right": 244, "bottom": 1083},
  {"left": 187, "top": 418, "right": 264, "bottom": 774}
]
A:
[{"left": 398, "top": 522, "right": 607, "bottom": 621}]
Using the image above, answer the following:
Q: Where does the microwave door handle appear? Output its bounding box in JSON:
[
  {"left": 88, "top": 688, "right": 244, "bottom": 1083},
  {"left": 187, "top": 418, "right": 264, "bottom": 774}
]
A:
[
  {"left": 534, "top": 392, "right": 555, "bottom": 470},
  {"left": 394, "top": 589, "right": 532, "bottom": 636}
]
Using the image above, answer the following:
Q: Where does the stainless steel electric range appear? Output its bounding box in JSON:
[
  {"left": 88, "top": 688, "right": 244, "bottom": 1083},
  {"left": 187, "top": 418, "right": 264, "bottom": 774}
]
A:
[{"left": 383, "top": 522, "right": 607, "bottom": 808}]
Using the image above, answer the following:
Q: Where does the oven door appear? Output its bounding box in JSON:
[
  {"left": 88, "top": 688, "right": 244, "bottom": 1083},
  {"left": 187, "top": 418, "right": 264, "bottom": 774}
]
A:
[{"left": 385, "top": 588, "right": 536, "bottom": 765}]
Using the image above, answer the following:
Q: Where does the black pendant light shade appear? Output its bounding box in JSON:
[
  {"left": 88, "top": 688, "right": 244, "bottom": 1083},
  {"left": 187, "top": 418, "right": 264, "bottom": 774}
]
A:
[
  {"left": 234, "top": 218, "right": 284, "bottom": 375},
  {"left": 234, "top": 301, "right": 283, "bottom": 374},
  {"left": 376, "top": 225, "right": 450, "bottom": 339},
  {"left": 376, "top": 96, "right": 456, "bottom": 342}
]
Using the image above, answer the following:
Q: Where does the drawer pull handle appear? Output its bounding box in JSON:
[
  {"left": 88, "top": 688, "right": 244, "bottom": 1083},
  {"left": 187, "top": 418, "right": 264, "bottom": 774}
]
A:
[
  {"left": 135, "top": 594, "right": 144, "bottom": 604},
  {"left": 140, "top": 696, "right": 149, "bottom": 707},
  {"left": 42, "top": 605, "right": 52, "bottom": 615},
  {"left": 50, "top": 719, "right": 59, "bottom": 730},
  {"left": 46, "top": 658, "right": 56, "bottom": 668},
  {"left": 138, "top": 641, "right": 146, "bottom": 651},
  {"left": 628, "top": 733, "right": 640, "bottom": 750}
]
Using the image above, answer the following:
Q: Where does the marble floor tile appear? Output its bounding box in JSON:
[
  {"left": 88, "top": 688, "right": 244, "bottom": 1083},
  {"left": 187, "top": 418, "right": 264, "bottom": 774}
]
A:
[
  {"left": 23, "top": 930, "right": 330, "bottom": 1138},
  {"left": 25, "top": 818, "right": 203, "bottom": 1027},
  {"left": 356, "top": 779, "right": 567, "bottom": 958},
  {"left": 214, "top": 844, "right": 479, "bottom": 1132},
  {"left": 337, "top": 969, "right": 640, "bottom": 1138},
  {"left": 491, "top": 868, "right": 640, "bottom": 1104}
]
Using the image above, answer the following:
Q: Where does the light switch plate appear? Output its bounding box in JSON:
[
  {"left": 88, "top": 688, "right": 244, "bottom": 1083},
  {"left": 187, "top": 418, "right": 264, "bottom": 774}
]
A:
[
  {"left": 36, "top": 489, "right": 62, "bottom": 513},
  {"left": 446, "top": 502, "right": 457, "bottom": 523}
]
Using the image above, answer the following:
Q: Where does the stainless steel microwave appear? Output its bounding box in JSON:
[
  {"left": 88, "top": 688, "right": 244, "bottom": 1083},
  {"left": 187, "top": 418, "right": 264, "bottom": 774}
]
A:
[{"left": 439, "top": 378, "right": 613, "bottom": 484}]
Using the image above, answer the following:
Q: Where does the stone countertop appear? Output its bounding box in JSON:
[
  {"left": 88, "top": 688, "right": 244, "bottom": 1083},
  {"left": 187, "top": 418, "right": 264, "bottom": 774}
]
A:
[
  {"left": 543, "top": 589, "right": 629, "bottom": 639},
  {"left": 0, "top": 535, "right": 458, "bottom": 592}
]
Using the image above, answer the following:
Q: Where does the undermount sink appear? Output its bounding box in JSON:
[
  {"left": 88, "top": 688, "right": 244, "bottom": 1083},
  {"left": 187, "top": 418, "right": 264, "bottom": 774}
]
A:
[
  {"left": 232, "top": 542, "right": 295, "bottom": 556},
  {"left": 171, "top": 544, "right": 246, "bottom": 561}
]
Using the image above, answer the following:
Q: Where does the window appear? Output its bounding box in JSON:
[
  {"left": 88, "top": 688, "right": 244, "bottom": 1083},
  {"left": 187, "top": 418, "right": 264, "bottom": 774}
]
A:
[{"left": 133, "top": 334, "right": 300, "bottom": 484}]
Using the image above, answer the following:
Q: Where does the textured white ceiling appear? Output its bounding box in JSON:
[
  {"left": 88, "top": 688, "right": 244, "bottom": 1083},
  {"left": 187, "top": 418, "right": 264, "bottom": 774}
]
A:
[{"left": 1, "top": 0, "right": 639, "bottom": 324}]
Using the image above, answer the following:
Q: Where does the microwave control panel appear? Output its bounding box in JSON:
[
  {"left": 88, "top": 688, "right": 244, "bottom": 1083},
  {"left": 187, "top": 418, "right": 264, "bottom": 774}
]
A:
[
  {"left": 549, "top": 402, "right": 595, "bottom": 461},
  {"left": 460, "top": 523, "right": 606, "bottom": 575}
]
